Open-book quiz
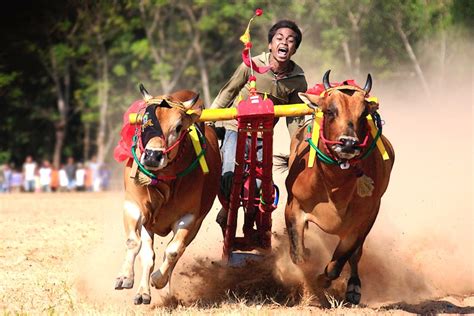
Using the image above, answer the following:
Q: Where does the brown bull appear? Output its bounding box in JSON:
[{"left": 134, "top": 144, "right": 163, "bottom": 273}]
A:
[
  {"left": 114, "top": 87, "right": 221, "bottom": 305},
  {"left": 282, "top": 71, "right": 394, "bottom": 305}
]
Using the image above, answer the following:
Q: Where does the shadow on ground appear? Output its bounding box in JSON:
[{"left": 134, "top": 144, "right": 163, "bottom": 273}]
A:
[{"left": 382, "top": 300, "right": 474, "bottom": 315}]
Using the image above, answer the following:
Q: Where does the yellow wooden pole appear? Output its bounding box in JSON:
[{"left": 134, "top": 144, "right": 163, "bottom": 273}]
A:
[
  {"left": 129, "top": 104, "right": 314, "bottom": 123},
  {"left": 196, "top": 103, "right": 314, "bottom": 122}
]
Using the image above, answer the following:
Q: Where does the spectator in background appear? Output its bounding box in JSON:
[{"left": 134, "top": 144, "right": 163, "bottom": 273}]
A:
[
  {"left": 99, "top": 163, "right": 111, "bottom": 191},
  {"left": 38, "top": 159, "right": 52, "bottom": 192},
  {"left": 0, "top": 164, "right": 5, "bottom": 192},
  {"left": 50, "top": 164, "right": 59, "bottom": 192},
  {"left": 58, "top": 164, "right": 69, "bottom": 192},
  {"left": 88, "top": 155, "right": 101, "bottom": 192},
  {"left": 75, "top": 162, "right": 86, "bottom": 191},
  {"left": 65, "top": 157, "right": 76, "bottom": 191},
  {"left": 10, "top": 168, "right": 23, "bottom": 192},
  {"left": 1, "top": 163, "right": 12, "bottom": 192},
  {"left": 22, "top": 155, "right": 37, "bottom": 192},
  {"left": 85, "top": 163, "right": 93, "bottom": 192}
]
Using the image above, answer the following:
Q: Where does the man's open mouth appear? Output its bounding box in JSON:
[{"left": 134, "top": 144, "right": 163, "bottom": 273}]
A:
[{"left": 277, "top": 46, "right": 289, "bottom": 58}]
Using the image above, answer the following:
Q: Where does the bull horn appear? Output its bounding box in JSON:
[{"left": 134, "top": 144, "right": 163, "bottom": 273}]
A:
[
  {"left": 139, "top": 83, "right": 153, "bottom": 101},
  {"left": 363, "top": 74, "right": 372, "bottom": 94},
  {"left": 182, "top": 93, "right": 200, "bottom": 110},
  {"left": 323, "top": 70, "right": 331, "bottom": 90}
]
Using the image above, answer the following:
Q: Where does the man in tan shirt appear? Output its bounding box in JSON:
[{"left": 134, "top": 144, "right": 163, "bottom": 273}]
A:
[{"left": 211, "top": 20, "right": 307, "bottom": 229}]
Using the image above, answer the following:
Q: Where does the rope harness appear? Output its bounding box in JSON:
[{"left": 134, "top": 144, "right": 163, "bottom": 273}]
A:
[
  {"left": 131, "top": 125, "right": 207, "bottom": 184},
  {"left": 306, "top": 111, "right": 382, "bottom": 167}
]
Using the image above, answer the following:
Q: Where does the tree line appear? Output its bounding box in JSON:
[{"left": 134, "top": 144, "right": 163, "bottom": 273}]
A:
[{"left": 0, "top": 0, "right": 472, "bottom": 167}]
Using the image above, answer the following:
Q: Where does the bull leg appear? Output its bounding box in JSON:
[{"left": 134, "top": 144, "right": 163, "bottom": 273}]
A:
[
  {"left": 115, "top": 200, "right": 142, "bottom": 290},
  {"left": 285, "top": 201, "right": 309, "bottom": 265},
  {"left": 134, "top": 226, "right": 155, "bottom": 305},
  {"left": 150, "top": 214, "right": 201, "bottom": 291},
  {"left": 343, "top": 208, "right": 378, "bottom": 304},
  {"left": 345, "top": 246, "right": 363, "bottom": 305},
  {"left": 319, "top": 234, "right": 361, "bottom": 289}
]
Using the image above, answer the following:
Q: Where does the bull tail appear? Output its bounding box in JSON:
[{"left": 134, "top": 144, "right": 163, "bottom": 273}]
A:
[{"left": 274, "top": 154, "right": 289, "bottom": 172}]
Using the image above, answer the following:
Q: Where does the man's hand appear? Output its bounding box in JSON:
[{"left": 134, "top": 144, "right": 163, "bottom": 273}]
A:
[
  {"left": 220, "top": 171, "right": 234, "bottom": 200},
  {"left": 206, "top": 121, "right": 226, "bottom": 140}
]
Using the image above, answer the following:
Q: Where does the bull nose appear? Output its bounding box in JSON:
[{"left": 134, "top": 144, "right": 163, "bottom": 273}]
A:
[
  {"left": 339, "top": 137, "right": 358, "bottom": 153},
  {"left": 144, "top": 149, "right": 163, "bottom": 166}
]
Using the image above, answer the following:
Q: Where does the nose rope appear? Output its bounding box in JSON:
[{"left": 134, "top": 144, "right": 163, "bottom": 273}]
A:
[
  {"left": 319, "top": 116, "right": 370, "bottom": 148},
  {"left": 162, "top": 130, "right": 189, "bottom": 154}
]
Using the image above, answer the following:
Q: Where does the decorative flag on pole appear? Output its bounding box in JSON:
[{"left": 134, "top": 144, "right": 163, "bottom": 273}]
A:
[{"left": 240, "top": 8, "right": 270, "bottom": 75}]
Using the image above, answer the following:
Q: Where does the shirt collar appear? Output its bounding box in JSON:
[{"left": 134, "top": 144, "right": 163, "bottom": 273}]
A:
[{"left": 255, "top": 52, "right": 305, "bottom": 78}]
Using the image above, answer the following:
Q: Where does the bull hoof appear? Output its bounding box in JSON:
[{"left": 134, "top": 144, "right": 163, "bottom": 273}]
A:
[
  {"left": 345, "top": 291, "right": 361, "bottom": 305},
  {"left": 345, "top": 276, "right": 361, "bottom": 305},
  {"left": 115, "top": 277, "right": 134, "bottom": 290},
  {"left": 141, "top": 293, "right": 151, "bottom": 305},
  {"left": 150, "top": 271, "right": 169, "bottom": 289},
  {"left": 134, "top": 294, "right": 143, "bottom": 305},
  {"left": 134, "top": 293, "right": 151, "bottom": 305}
]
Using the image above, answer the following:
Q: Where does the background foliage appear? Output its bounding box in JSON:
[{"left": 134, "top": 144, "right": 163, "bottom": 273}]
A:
[{"left": 0, "top": 0, "right": 472, "bottom": 167}]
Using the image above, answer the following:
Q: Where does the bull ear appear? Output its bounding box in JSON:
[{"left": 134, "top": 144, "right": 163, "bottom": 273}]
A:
[
  {"left": 182, "top": 93, "right": 200, "bottom": 110},
  {"left": 366, "top": 97, "right": 379, "bottom": 114},
  {"left": 184, "top": 93, "right": 202, "bottom": 121},
  {"left": 298, "top": 92, "right": 323, "bottom": 110}
]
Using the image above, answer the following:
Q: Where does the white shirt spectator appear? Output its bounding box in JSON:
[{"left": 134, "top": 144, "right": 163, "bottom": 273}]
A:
[
  {"left": 24, "top": 162, "right": 36, "bottom": 181},
  {"left": 75, "top": 166, "right": 85, "bottom": 187},
  {"left": 39, "top": 167, "right": 52, "bottom": 186},
  {"left": 88, "top": 156, "right": 101, "bottom": 192},
  {"left": 59, "top": 169, "right": 68, "bottom": 188}
]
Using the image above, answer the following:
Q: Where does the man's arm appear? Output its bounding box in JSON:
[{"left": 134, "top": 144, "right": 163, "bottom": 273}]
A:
[{"left": 209, "top": 63, "right": 249, "bottom": 109}]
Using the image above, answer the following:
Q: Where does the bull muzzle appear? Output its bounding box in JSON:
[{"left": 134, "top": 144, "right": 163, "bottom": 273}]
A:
[
  {"left": 143, "top": 149, "right": 165, "bottom": 169},
  {"left": 333, "top": 136, "right": 361, "bottom": 159},
  {"left": 340, "top": 137, "right": 358, "bottom": 153}
]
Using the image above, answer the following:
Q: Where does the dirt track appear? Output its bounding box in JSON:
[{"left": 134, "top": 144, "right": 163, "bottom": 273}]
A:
[{"left": 1, "top": 191, "right": 472, "bottom": 315}]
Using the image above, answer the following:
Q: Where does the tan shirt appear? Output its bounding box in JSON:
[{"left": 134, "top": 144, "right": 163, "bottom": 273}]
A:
[{"left": 210, "top": 52, "right": 307, "bottom": 136}]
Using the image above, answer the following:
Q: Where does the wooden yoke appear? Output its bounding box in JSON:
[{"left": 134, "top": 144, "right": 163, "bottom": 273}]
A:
[{"left": 196, "top": 103, "right": 315, "bottom": 122}]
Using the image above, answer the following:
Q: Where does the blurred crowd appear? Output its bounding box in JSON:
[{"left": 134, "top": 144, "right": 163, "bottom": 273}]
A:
[{"left": 0, "top": 155, "right": 112, "bottom": 193}]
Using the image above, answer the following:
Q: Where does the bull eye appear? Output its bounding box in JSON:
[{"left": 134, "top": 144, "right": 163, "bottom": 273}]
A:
[
  {"left": 325, "top": 103, "right": 338, "bottom": 119},
  {"left": 325, "top": 108, "right": 336, "bottom": 119},
  {"left": 175, "top": 124, "right": 183, "bottom": 134}
]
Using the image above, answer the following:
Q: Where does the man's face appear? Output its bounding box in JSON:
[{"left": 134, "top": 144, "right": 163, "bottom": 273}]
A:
[{"left": 268, "top": 27, "right": 298, "bottom": 63}]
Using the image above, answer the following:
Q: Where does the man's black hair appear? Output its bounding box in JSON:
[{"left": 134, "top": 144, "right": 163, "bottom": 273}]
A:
[{"left": 267, "top": 20, "right": 302, "bottom": 50}]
